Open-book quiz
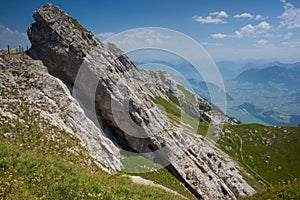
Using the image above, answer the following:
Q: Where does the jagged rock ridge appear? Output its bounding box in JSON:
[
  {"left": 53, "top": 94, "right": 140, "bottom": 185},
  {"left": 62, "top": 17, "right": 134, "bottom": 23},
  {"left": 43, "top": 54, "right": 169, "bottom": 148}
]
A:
[{"left": 26, "top": 3, "right": 255, "bottom": 199}]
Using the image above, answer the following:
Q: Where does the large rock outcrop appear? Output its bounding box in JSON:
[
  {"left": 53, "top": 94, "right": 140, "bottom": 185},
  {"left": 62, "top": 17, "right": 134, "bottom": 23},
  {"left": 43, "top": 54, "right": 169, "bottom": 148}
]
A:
[
  {"left": 0, "top": 54, "right": 122, "bottom": 173},
  {"left": 27, "top": 3, "right": 255, "bottom": 199}
]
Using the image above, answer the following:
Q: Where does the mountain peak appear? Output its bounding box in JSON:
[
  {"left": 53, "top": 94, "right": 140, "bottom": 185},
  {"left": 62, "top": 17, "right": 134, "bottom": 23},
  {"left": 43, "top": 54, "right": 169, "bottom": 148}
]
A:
[
  {"left": 25, "top": 3, "right": 255, "bottom": 199},
  {"left": 27, "top": 3, "right": 104, "bottom": 86}
]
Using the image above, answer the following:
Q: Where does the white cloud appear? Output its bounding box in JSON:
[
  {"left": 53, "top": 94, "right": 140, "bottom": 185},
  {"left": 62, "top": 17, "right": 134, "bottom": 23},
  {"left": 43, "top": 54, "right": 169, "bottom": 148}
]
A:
[
  {"left": 278, "top": 0, "right": 300, "bottom": 29},
  {"left": 280, "top": 41, "right": 300, "bottom": 48},
  {"left": 96, "top": 32, "right": 115, "bottom": 40},
  {"left": 284, "top": 32, "right": 293, "bottom": 38},
  {"left": 193, "top": 15, "right": 227, "bottom": 24},
  {"left": 201, "top": 42, "right": 223, "bottom": 46},
  {"left": 263, "top": 31, "right": 294, "bottom": 39},
  {"left": 234, "top": 13, "right": 253, "bottom": 19},
  {"left": 209, "top": 11, "right": 229, "bottom": 18},
  {"left": 256, "top": 21, "right": 272, "bottom": 30},
  {"left": 0, "top": 24, "right": 29, "bottom": 48},
  {"left": 256, "top": 39, "right": 269, "bottom": 46},
  {"left": 107, "top": 29, "right": 171, "bottom": 49},
  {"left": 211, "top": 33, "right": 229, "bottom": 39},
  {"left": 235, "top": 21, "right": 272, "bottom": 38},
  {"left": 234, "top": 13, "right": 266, "bottom": 20},
  {"left": 235, "top": 31, "right": 243, "bottom": 38},
  {"left": 255, "top": 15, "right": 264, "bottom": 20},
  {"left": 240, "top": 24, "right": 255, "bottom": 33},
  {"left": 193, "top": 11, "right": 228, "bottom": 24}
]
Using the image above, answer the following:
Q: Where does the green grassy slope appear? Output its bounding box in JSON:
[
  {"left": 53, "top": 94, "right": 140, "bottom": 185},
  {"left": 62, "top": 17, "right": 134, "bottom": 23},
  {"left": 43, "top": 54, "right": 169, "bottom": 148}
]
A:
[
  {"left": 219, "top": 124, "right": 300, "bottom": 185},
  {"left": 0, "top": 60, "right": 187, "bottom": 199},
  {"left": 240, "top": 178, "right": 300, "bottom": 200},
  {"left": 0, "top": 113, "right": 187, "bottom": 200},
  {"left": 150, "top": 81, "right": 300, "bottom": 199},
  {"left": 121, "top": 156, "right": 196, "bottom": 199},
  {"left": 218, "top": 124, "right": 300, "bottom": 199},
  {"left": 2, "top": 57, "right": 299, "bottom": 199}
]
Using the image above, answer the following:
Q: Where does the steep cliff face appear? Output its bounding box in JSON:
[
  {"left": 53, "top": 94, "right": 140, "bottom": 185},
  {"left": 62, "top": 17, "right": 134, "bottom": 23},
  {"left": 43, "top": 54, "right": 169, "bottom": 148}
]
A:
[{"left": 26, "top": 3, "right": 255, "bottom": 199}]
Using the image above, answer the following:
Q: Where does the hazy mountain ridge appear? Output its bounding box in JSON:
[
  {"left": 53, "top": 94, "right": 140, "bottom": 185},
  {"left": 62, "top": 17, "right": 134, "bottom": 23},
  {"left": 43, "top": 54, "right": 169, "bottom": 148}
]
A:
[
  {"left": 140, "top": 59, "right": 300, "bottom": 126},
  {"left": 226, "top": 62, "right": 300, "bottom": 126},
  {"left": 235, "top": 64, "right": 300, "bottom": 89}
]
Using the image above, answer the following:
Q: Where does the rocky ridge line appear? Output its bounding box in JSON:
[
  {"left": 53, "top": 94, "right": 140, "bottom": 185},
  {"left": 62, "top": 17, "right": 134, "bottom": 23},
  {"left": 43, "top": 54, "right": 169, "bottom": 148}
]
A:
[{"left": 27, "top": 3, "right": 255, "bottom": 199}]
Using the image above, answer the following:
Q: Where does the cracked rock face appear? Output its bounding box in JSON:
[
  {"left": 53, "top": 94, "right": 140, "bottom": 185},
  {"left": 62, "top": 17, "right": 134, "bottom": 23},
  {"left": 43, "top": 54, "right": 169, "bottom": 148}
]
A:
[
  {"left": 0, "top": 54, "right": 122, "bottom": 173},
  {"left": 27, "top": 3, "right": 255, "bottom": 199}
]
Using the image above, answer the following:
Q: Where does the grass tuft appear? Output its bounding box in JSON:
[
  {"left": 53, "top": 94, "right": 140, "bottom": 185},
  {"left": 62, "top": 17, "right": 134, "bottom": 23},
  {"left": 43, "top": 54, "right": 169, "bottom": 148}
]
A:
[{"left": 70, "top": 17, "right": 88, "bottom": 32}]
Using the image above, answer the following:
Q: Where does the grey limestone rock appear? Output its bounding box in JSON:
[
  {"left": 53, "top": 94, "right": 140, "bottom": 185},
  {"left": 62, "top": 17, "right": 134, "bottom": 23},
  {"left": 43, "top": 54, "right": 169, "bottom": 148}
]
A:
[
  {"left": 0, "top": 54, "right": 122, "bottom": 173},
  {"left": 26, "top": 3, "right": 255, "bottom": 199}
]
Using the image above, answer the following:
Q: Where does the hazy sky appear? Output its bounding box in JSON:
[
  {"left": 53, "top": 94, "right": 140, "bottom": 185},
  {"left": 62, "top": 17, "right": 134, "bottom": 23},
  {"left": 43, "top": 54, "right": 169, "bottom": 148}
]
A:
[{"left": 1, "top": 0, "right": 300, "bottom": 62}]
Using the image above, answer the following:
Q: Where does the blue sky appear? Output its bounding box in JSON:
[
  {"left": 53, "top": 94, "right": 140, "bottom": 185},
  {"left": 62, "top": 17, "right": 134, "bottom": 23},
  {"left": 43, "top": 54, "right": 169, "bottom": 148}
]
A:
[{"left": 0, "top": 0, "right": 300, "bottom": 62}]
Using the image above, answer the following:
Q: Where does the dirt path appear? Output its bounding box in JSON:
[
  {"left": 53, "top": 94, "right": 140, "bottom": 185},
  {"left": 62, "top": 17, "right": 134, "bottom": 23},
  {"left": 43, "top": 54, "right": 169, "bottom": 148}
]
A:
[{"left": 129, "top": 175, "right": 188, "bottom": 199}]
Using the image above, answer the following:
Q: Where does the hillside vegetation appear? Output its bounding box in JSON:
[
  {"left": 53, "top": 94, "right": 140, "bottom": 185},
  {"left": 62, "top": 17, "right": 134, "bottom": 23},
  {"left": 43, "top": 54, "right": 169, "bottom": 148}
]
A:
[
  {"left": 219, "top": 124, "right": 300, "bottom": 199},
  {"left": 0, "top": 55, "right": 187, "bottom": 200},
  {"left": 150, "top": 77, "right": 300, "bottom": 199},
  {"left": 1, "top": 53, "right": 299, "bottom": 200},
  {"left": 0, "top": 123, "right": 188, "bottom": 199}
]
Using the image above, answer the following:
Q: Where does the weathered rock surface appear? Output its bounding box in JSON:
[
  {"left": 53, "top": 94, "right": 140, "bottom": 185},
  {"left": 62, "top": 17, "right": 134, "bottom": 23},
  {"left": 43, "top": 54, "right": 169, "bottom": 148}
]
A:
[
  {"left": 139, "top": 69, "right": 239, "bottom": 125},
  {"left": 0, "top": 54, "right": 122, "bottom": 173},
  {"left": 26, "top": 3, "right": 255, "bottom": 199}
]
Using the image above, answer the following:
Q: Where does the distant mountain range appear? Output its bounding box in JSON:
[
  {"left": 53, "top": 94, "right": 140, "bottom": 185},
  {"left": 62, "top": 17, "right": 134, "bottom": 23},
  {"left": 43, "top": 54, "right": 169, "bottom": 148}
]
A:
[
  {"left": 235, "top": 64, "right": 300, "bottom": 89},
  {"left": 216, "top": 60, "right": 300, "bottom": 81},
  {"left": 135, "top": 59, "right": 300, "bottom": 126},
  {"left": 226, "top": 62, "right": 300, "bottom": 126}
]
